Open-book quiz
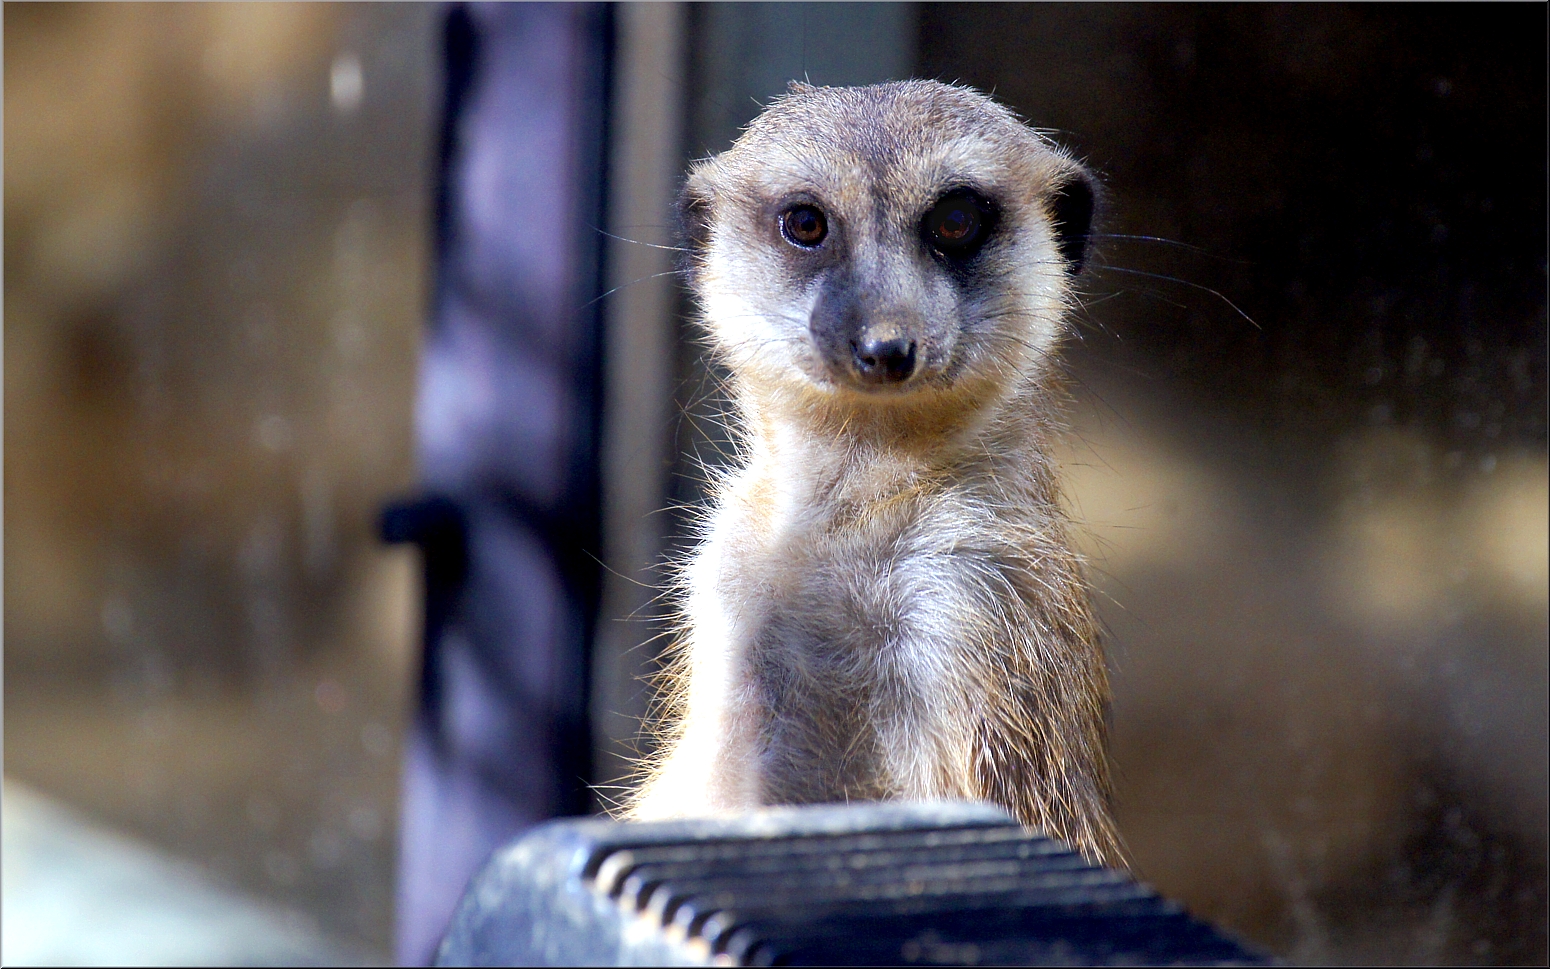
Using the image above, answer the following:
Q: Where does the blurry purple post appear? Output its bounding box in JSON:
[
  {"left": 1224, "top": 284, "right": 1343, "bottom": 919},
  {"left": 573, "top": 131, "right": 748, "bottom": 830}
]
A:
[{"left": 384, "top": 4, "right": 611, "bottom": 964}]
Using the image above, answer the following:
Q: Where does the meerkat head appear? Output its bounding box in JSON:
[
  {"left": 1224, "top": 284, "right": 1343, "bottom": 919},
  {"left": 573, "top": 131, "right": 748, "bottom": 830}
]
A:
[{"left": 680, "top": 80, "right": 1097, "bottom": 420}]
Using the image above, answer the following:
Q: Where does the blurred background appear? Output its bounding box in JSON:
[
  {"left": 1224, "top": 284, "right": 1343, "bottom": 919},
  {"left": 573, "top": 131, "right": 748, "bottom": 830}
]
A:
[{"left": 5, "top": 3, "right": 1544, "bottom": 966}]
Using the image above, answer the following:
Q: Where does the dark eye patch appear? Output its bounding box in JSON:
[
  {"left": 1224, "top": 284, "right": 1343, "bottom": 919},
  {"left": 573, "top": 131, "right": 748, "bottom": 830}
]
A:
[{"left": 923, "top": 189, "right": 997, "bottom": 258}]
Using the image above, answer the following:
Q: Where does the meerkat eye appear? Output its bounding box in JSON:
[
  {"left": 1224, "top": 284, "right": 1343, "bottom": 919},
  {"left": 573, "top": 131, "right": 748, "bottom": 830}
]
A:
[
  {"left": 923, "top": 191, "right": 995, "bottom": 257},
  {"left": 780, "top": 205, "right": 828, "bottom": 247}
]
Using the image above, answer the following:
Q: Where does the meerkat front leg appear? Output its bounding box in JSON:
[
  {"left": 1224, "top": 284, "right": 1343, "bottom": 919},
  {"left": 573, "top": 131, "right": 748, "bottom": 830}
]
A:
[{"left": 628, "top": 519, "right": 765, "bottom": 818}]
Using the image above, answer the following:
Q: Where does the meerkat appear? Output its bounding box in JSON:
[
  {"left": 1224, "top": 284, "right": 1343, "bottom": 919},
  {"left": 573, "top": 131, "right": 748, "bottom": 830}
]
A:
[{"left": 625, "top": 80, "right": 1122, "bottom": 866}]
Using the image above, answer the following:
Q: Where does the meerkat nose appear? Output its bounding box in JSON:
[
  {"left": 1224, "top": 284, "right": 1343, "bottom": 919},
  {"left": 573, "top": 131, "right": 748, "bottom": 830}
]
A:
[{"left": 852, "top": 336, "right": 918, "bottom": 384}]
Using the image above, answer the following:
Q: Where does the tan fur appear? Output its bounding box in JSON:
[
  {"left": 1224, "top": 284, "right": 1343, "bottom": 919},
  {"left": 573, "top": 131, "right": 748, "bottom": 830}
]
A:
[{"left": 625, "top": 80, "right": 1123, "bottom": 866}]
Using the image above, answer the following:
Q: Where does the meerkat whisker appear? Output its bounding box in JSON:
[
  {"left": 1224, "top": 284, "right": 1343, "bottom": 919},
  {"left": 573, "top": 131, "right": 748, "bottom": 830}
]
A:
[
  {"left": 1095, "top": 265, "right": 1261, "bottom": 329},
  {"left": 1090, "top": 232, "right": 1252, "bottom": 264},
  {"left": 578, "top": 268, "right": 688, "bottom": 311},
  {"left": 592, "top": 225, "right": 692, "bottom": 253}
]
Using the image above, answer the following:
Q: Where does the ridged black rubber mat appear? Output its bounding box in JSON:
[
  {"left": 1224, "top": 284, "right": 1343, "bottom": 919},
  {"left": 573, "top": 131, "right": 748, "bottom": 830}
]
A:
[{"left": 437, "top": 802, "right": 1268, "bottom": 966}]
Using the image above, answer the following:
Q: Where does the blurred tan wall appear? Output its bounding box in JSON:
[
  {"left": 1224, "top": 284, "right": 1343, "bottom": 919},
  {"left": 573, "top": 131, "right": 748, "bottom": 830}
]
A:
[
  {"left": 5, "top": 3, "right": 437, "bottom": 950},
  {"left": 1057, "top": 372, "right": 1547, "bottom": 961}
]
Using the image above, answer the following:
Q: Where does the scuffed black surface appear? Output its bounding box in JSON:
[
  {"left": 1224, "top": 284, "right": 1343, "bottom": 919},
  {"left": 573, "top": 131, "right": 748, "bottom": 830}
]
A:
[{"left": 437, "top": 802, "right": 1266, "bottom": 966}]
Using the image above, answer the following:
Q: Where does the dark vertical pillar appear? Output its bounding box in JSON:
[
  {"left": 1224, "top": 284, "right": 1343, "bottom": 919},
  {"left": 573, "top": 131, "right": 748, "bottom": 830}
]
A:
[{"left": 385, "top": 4, "right": 610, "bottom": 963}]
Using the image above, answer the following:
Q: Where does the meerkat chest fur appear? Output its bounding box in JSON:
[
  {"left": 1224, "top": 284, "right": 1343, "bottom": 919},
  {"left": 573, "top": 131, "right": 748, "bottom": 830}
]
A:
[{"left": 629, "top": 80, "right": 1122, "bottom": 865}]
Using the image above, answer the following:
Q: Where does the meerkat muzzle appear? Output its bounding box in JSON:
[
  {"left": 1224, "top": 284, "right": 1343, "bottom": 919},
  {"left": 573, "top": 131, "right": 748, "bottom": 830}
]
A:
[{"left": 808, "top": 276, "right": 932, "bottom": 390}]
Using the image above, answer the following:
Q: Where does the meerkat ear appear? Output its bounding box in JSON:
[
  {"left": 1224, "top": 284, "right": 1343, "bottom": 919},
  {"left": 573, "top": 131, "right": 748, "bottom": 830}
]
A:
[
  {"left": 1049, "top": 167, "right": 1098, "bottom": 275},
  {"left": 676, "top": 169, "right": 715, "bottom": 276},
  {"left": 786, "top": 79, "right": 817, "bottom": 95}
]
